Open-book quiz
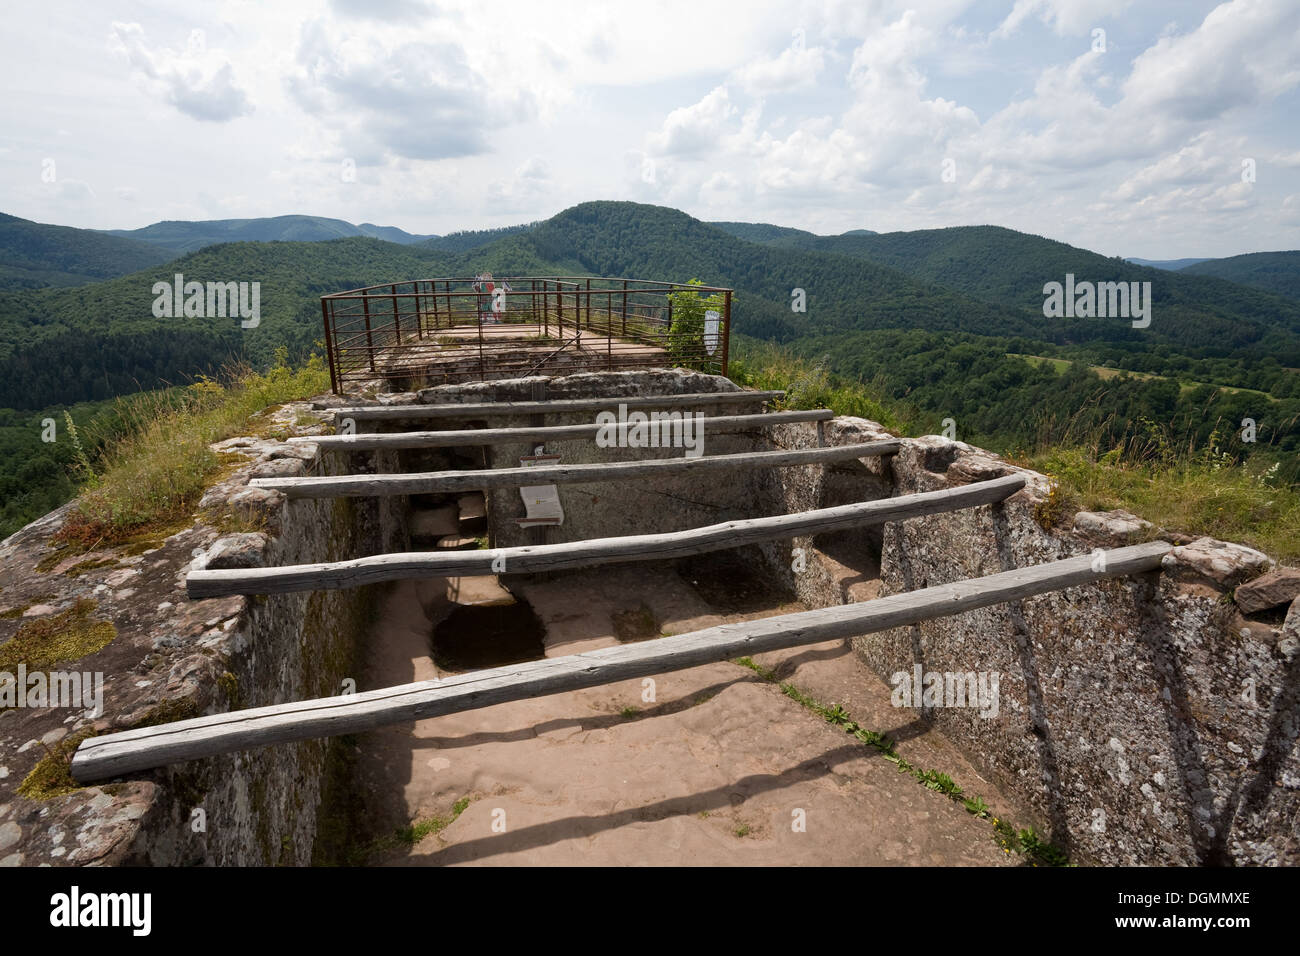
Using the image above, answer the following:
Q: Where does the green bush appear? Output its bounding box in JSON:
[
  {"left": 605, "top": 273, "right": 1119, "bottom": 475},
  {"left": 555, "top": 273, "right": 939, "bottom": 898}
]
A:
[{"left": 667, "top": 279, "right": 725, "bottom": 367}]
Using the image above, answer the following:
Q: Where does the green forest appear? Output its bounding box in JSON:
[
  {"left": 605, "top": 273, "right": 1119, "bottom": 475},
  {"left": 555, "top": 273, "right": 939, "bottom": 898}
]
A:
[{"left": 2, "top": 199, "right": 1298, "bottom": 541}]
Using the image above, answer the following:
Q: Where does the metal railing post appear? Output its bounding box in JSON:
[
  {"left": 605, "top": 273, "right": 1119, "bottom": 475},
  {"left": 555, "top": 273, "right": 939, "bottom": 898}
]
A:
[
  {"left": 321, "top": 297, "right": 339, "bottom": 394},
  {"left": 721, "top": 289, "right": 732, "bottom": 377},
  {"left": 362, "top": 294, "right": 376, "bottom": 373},
  {"left": 413, "top": 281, "right": 422, "bottom": 340},
  {"left": 391, "top": 285, "right": 401, "bottom": 347}
]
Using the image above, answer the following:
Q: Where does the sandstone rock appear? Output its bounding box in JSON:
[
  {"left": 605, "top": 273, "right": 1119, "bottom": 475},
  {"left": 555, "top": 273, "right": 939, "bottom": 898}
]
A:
[
  {"left": 200, "top": 533, "right": 269, "bottom": 570},
  {"left": 1073, "top": 510, "right": 1153, "bottom": 545},
  {"left": 1234, "top": 567, "right": 1300, "bottom": 614},
  {"left": 249, "top": 457, "right": 305, "bottom": 479},
  {"left": 198, "top": 476, "right": 249, "bottom": 510},
  {"left": 825, "top": 416, "right": 895, "bottom": 445},
  {"left": 269, "top": 443, "right": 318, "bottom": 461},
  {"left": 227, "top": 486, "right": 286, "bottom": 523},
  {"left": 948, "top": 453, "right": 1015, "bottom": 484},
  {"left": 212, "top": 436, "right": 262, "bottom": 452},
  {"left": 411, "top": 506, "right": 458, "bottom": 542},
  {"left": 104, "top": 568, "right": 138, "bottom": 588},
  {"left": 1168, "top": 537, "right": 1272, "bottom": 589},
  {"left": 0, "top": 822, "right": 19, "bottom": 852},
  {"left": 457, "top": 493, "right": 487, "bottom": 527},
  {"left": 310, "top": 395, "right": 356, "bottom": 410}
]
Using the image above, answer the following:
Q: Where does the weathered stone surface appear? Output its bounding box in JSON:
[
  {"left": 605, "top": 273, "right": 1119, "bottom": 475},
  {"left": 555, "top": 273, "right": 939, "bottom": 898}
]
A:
[
  {"left": 248, "top": 457, "right": 305, "bottom": 479},
  {"left": 1168, "top": 536, "right": 1272, "bottom": 589},
  {"left": 200, "top": 533, "right": 269, "bottom": 570},
  {"left": 269, "top": 442, "right": 318, "bottom": 462},
  {"left": 1073, "top": 509, "right": 1154, "bottom": 545},
  {"left": 410, "top": 506, "right": 458, "bottom": 542},
  {"left": 757, "top": 427, "right": 1297, "bottom": 867},
  {"left": 1, "top": 373, "right": 1294, "bottom": 870},
  {"left": 1235, "top": 567, "right": 1300, "bottom": 614},
  {"left": 947, "top": 452, "right": 1016, "bottom": 484},
  {"left": 824, "top": 416, "right": 895, "bottom": 445},
  {"left": 0, "top": 396, "right": 399, "bottom": 866},
  {"left": 226, "top": 486, "right": 286, "bottom": 525},
  {"left": 0, "top": 822, "right": 20, "bottom": 852}
]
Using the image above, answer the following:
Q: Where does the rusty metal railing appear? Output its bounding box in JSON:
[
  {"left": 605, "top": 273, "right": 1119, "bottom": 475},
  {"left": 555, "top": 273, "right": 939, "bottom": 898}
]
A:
[{"left": 320, "top": 277, "right": 732, "bottom": 394}]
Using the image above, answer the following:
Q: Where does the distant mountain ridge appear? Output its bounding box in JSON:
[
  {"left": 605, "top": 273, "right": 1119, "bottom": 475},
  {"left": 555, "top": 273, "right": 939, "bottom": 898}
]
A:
[
  {"left": 3, "top": 200, "right": 1300, "bottom": 543},
  {"left": 102, "top": 214, "right": 438, "bottom": 254},
  {"left": 5, "top": 201, "right": 1300, "bottom": 415},
  {"left": 1125, "top": 257, "right": 1213, "bottom": 270},
  {"left": 1180, "top": 251, "right": 1300, "bottom": 302},
  {"left": 0, "top": 213, "right": 174, "bottom": 290},
  {"left": 709, "top": 221, "right": 877, "bottom": 243}
]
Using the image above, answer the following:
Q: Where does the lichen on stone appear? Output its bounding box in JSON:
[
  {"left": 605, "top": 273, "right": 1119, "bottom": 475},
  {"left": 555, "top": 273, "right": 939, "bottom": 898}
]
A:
[
  {"left": 0, "top": 599, "right": 116, "bottom": 675},
  {"left": 217, "top": 671, "right": 243, "bottom": 709},
  {"left": 128, "top": 696, "right": 202, "bottom": 729}
]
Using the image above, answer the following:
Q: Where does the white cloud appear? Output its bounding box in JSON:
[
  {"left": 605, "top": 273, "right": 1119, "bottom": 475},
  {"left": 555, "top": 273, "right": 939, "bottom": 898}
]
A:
[
  {"left": 734, "top": 44, "right": 826, "bottom": 95},
  {"left": 1120, "top": 0, "right": 1300, "bottom": 123},
  {"left": 994, "top": 0, "right": 1134, "bottom": 39},
  {"left": 107, "top": 22, "right": 253, "bottom": 122},
  {"left": 0, "top": 0, "right": 1293, "bottom": 255},
  {"left": 649, "top": 86, "right": 738, "bottom": 157},
  {"left": 486, "top": 157, "right": 552, "bottom": 211},
  {"left": 1105, "top": 132, "right": 1240, "bottom": 200},
  {"left": 328, "top": 0, "right": 437, "bottom": 22},
  {"left": 286, "top": 21, "right": 533, "bottom": 162}
]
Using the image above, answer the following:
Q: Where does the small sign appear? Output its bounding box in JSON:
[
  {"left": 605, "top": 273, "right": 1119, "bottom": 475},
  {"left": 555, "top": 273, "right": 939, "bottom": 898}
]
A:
[
  {"left": 704, "top": 309, "right": 720, "bottom": 355},
  {"left": 518, "top": 453, "right": 564, "bottom": 526}
]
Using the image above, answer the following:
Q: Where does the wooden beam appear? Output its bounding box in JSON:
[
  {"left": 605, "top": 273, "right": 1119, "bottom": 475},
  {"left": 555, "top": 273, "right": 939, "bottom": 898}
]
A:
[
  {"left": 328, "top": 390, "right": 786, "bottom": 422},
  {"left": 251, "top": 440, "right": 901, "bottom": 499},
  {"left": 72, "top": 541, "right": 1171, "bottom": 782},
  {"left": 188, "top": 474, "right": 1027, "bottom": 597},
  {"left": 296, "top": 409, "right": 833, "bottom": 451}
]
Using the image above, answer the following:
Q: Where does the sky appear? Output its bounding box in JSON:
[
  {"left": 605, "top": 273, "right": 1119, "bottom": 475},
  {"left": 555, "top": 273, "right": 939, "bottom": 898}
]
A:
[{"left": 2, "top": 0, "right": 1298, "bottom": 259}]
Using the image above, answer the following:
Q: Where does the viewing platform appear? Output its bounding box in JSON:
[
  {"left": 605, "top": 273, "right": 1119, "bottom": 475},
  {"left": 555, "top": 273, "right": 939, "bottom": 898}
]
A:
[{"left": 320, "top": 276, "right": 733, "bottom": 394}]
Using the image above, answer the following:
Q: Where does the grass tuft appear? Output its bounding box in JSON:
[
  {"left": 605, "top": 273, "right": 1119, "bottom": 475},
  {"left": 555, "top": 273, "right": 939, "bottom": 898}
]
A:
[{"left": 53, "top": 350, "right": 329, "bottom": 550}]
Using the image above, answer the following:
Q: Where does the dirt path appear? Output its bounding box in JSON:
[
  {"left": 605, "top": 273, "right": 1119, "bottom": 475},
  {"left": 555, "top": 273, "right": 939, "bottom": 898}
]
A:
[{"left": 348, "top": 564, "right": 1024, "bottom": 866}]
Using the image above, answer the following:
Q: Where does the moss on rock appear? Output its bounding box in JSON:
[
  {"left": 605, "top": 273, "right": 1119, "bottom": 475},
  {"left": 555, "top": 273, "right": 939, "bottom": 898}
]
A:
[
  {"left": 18, "top": 730, "right": 96, "bottom": 800},
  {"left": 0, "top": 599, "right": 115, "bottom": 674}
]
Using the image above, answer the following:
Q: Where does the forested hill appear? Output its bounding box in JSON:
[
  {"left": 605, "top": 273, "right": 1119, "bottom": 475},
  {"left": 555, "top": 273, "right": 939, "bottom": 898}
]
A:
[
  {"left": 526, "top": 202, "right": 1042, "bottom": 344},
  {"left": 0, "top": 228, "right": 580, "bottom": 410},
  {"left": 709, "top": 221, "right": 818, "bottom": 244},
  {"left": 524, "top": 202, "right": 1300, "bottom": 362},
  {"left": 1180, "top": 251, "right": 1300, "bottom": 302},
  {"left": 6, "top": 200, "right": 1300, "bottom": 412},
  {"left": 742, "top": 224, "right": 1300, "bottom": 341},
  {"left": 102, "top": 214, "right": 438, "bottom": 254},
  {"left": 0, "top": 213, "right": 175, "bottom": 290},
  {"left": 1125, "top": 257, "right": 1212, "bottom": 271},
  {"left": 3, "top": 200, "right": 1300, "bottom": 541},
  {"left": 0, "top": 238, "right": 446, "bottom": 409},
  {"left": 420, "top": 223, "right": 541, "bottom": 253}
]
